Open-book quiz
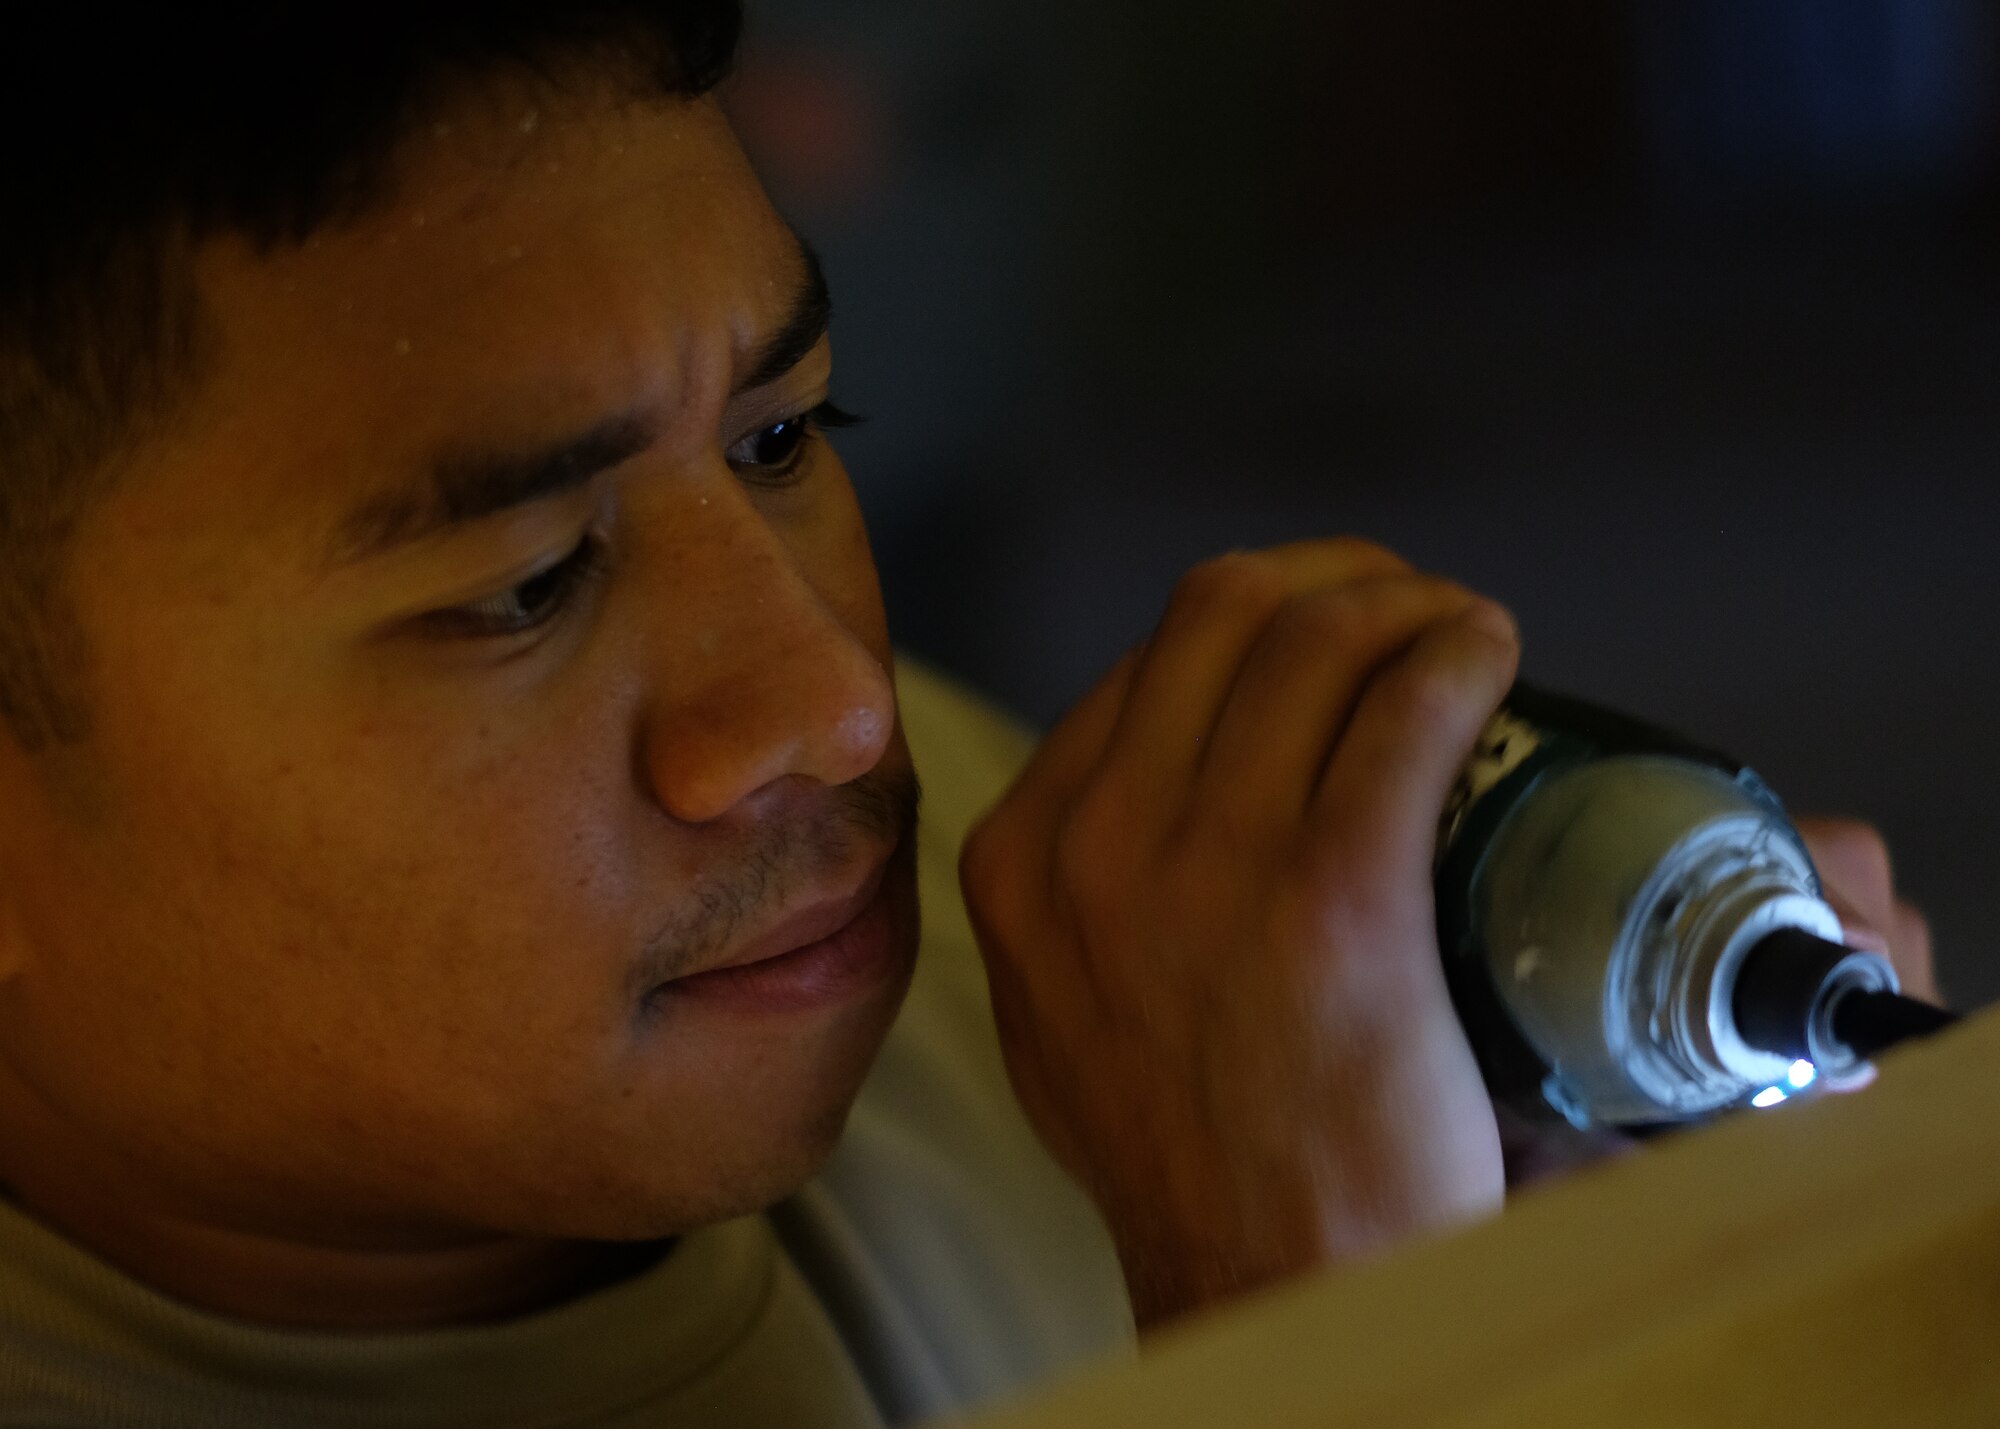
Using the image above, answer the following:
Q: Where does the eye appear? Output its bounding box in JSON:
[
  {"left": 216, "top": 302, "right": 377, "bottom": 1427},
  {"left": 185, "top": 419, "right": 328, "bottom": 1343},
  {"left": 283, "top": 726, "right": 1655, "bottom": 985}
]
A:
[
  {"left": 726, "top": 401, "right": 862, "bottom": 486},
  {"left": 420, "top": 533, "right": 608, "bottom": 640}
]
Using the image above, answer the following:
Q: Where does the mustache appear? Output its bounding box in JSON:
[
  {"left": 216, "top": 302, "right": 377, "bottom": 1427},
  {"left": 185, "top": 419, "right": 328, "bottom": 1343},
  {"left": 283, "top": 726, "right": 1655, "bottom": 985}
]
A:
[{"left": 630, "top": 760, "right": 923, "bottom": 994}]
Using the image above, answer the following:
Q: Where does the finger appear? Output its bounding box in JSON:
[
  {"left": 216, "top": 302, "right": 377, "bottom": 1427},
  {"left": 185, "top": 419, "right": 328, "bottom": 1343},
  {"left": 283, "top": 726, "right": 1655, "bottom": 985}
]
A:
[
  {"left": 1795, "top": 817, "right": 1897, "bottom": 926},
  {"left": 1889, "top": 898, "right": 1940, "bottom": 1002},
  {"left": 1192, "top": 575, "right": 1504, "bottom": 837},
  {"left": 1819, "top": 886, "right": 1891, "bottom": 958},
  {"left": 1309, "top": 607, "right": 1521, "bottom": 887},
  {"left": 1095, "top": 541, "right": 1411, "bottom": 819},
  {"left": 1819, "top": 875, "right": 1941, "bottom": 1004},
  {"left": 1792, "top": 816, "right": 1939, "bottom": 1000},
  {"left": 960, "top": 648, "right": 1141, "bottom": 1001},
  {"left": 1003, "top": 646, "right": 1142, "bottom": 816}
]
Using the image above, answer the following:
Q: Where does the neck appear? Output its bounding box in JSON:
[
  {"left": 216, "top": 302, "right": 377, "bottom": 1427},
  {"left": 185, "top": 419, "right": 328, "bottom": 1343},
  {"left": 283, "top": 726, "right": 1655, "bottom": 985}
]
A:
[{"left": 10, "top": 1186, "right": 673, "bottom": 1330}]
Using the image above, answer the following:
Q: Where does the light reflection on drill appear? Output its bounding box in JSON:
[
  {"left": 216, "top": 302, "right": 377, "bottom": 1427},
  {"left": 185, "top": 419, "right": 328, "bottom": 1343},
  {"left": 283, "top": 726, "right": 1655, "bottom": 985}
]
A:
[{"left": 1751, "top": 1060, "right": 1820, "bottom": 1108}]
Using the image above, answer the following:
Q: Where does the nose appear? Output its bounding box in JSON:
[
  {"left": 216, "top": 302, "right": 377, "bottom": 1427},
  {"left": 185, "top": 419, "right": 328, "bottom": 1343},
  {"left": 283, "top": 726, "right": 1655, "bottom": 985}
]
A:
[{"left": 633, "top": 489, "right": 896, "bottom": 827}]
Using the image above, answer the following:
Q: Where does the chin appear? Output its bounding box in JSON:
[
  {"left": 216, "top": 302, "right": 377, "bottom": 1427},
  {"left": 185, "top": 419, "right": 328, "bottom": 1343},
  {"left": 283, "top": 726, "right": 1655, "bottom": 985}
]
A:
[
  {"left": 543, "top": 1097, "right": 861, "bottom": 1241},
  {"left": 572, "top": 1007, "right": 909, "bottom": 1240}
]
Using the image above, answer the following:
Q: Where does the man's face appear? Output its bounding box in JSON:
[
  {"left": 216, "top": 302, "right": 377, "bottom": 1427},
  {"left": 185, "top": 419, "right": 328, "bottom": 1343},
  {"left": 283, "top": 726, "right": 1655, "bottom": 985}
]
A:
[{"left": 0, "top": 84, "right": 920, "bottom": 1249}]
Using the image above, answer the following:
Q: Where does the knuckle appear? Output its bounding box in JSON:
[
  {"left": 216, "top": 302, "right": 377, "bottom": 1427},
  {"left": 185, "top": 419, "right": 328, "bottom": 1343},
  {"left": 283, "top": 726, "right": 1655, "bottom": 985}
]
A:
[
  {"left": 1260, "top": 534, "right": 1416, "bottom": 585},
  {"left": 1168, "top": 799, "right": 1282, "bottom": 901},
  {"left": 1172, "top": 551, "right": 1288, "bottom": 620},
  {"left": 1817, "top": 817, "right": 1892, "bottom": 875},
  {"left": 1848, "top": 821, "right": 1894, "bottom": 878},
  {"left": 1318, "top": 534, "right": 1408, "bottom": 571},
  {"left": 1049, "top": 814, "right": 1092, "bottom": 891},
  {"left": 1264, "top": 861, "right": 1421, "bottom": 999},
  {"left": 1274, "top": 586, "right": 1371, "bottom": 649},
  {"left": 1053, "top": 784, "right": 1135, "bottom": 906},
  {"left": 1282, "top": 836, "right": 1388, "bottom": 917},
  {"left": 1381, "top": 649, "right": 1487, "bottom": 734},
  {"left": 1461, "top": 596, "right": 1522, "bottom": 649},
  {"left": 958, "top": 816, "right": 1010, "bottom": 900},
  {"left": 960, "top": 817, "right": 1034, "bottom": 939},
  {"left": 1161, "top": 822, "right": 1248, "bottom": 904}
]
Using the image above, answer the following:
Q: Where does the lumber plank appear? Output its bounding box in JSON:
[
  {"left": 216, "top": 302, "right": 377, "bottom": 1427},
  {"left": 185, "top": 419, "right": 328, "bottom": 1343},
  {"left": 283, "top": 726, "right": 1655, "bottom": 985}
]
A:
[{"left": 956, "top": 1007, "right": 2000, "bottom": 1428}]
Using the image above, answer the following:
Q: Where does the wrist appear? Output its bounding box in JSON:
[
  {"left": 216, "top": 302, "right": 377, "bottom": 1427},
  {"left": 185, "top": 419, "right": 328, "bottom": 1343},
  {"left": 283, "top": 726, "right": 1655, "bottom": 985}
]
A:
[{"left": 1095, "top": 1156, "right": 1346, "bottom": 1332}]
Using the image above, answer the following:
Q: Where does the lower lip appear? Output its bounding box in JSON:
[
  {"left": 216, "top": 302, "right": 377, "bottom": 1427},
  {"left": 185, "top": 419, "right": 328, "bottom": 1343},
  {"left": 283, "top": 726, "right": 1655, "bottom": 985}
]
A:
[{"left": 658, "top": 874, "right": 903, "bottom": 1015}]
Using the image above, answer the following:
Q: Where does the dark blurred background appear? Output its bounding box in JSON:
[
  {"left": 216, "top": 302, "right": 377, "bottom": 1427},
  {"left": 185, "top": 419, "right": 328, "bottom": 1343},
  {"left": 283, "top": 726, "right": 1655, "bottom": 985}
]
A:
[{"left": 726, "top": 0, "right": 2000, "bottom": 1006}]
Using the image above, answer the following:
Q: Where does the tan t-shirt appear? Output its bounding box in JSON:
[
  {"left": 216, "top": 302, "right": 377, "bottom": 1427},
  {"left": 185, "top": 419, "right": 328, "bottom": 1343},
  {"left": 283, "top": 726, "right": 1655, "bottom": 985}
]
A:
[{"left": 0, "top": 657, "right": 1135, "bottom": 1427}]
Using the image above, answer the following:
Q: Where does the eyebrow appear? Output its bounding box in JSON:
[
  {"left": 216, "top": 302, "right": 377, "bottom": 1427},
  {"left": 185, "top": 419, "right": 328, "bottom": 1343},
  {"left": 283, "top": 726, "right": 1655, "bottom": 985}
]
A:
[{"left": 324, "top": 235, "right": 833, "bottom": 569}]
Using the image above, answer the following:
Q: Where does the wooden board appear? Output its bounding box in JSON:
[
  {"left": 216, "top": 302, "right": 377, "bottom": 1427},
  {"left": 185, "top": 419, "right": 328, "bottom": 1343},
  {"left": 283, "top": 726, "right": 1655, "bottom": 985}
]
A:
[{"left": 958, "top": 1006, "right": 2000, "bottom": 1427}]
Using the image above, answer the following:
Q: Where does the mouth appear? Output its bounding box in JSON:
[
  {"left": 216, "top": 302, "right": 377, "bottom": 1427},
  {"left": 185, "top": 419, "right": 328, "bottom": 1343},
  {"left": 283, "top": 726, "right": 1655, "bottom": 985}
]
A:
[{"left": 653, "top": 853, "right": 905, "bottom": 1014}]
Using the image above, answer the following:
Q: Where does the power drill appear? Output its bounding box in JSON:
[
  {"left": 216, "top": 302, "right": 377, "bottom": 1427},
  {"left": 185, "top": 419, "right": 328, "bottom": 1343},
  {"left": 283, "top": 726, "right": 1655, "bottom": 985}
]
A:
[{"left": 1437, "top": 685, "right": 1955, "bottom": 1131}]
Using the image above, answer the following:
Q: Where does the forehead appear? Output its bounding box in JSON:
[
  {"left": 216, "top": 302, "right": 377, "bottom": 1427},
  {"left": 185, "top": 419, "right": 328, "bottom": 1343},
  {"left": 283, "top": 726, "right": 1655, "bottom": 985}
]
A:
[{"left": 135, "top": 87, "right": 800, "bottom": 564}]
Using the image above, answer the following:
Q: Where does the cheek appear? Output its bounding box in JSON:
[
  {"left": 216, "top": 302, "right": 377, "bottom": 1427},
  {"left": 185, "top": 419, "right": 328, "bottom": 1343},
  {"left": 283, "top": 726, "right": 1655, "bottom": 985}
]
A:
[
  {"left": 787, "top": 455, "right": 892, "bottom": 659},
  {"left": 31, "top": 693, "right": 657, "bottom": 1139},
  {"left": 255, "top": 725, "right": 651, "bottom": 1026}
]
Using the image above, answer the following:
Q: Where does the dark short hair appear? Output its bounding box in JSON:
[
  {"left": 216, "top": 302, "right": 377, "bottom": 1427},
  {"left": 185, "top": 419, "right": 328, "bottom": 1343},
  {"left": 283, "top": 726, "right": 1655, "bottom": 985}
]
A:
[{"left": 0, "top": 2, "right": 744, "bottom": 748}]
